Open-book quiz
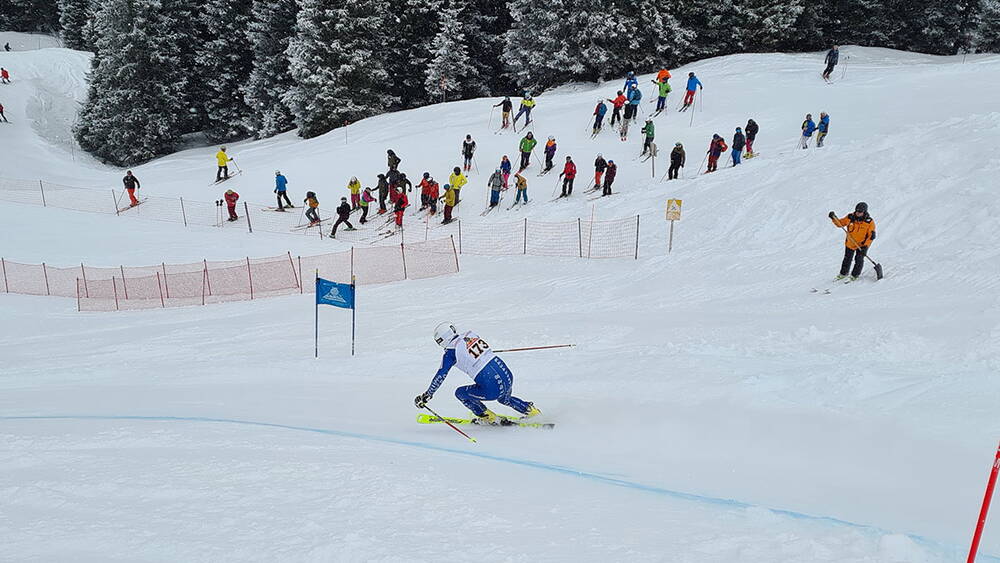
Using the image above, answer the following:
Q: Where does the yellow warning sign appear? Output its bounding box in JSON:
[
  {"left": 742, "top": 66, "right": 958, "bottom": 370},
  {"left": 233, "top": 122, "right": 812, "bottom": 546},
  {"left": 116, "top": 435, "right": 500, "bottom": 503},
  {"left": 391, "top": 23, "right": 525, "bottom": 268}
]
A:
[{"left": 665, "top": 198, "right": 682, "bottom": 221}]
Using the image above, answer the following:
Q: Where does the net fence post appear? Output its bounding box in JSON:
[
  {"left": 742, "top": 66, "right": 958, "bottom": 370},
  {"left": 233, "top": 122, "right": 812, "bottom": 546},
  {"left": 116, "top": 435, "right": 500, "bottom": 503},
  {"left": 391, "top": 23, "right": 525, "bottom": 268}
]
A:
[
  {"left": 298, "top": 256, "right": 303, "bottom": 294},
  {"left": 180, "top": 197, "right": 188, "bottom": 226},
  {"left": 112, "top": 276, "right": 120, "bottom": 311},
  {"left": 458, "top": 220, "right": 462, "bottom": 254},
  {"left": 1, "top": 258, "right": 8, "bottom": 293},
  {"left": 162, "top": 263, "right": 170, "bottom": 298},
  {"left": 76, "top": 277, "right": 81, "bottom": 311},
  {"left": 42, "top": 262, "right": 50, "bottom": 295},
  {"left": 577, "top": 218, "right": 583, "bottom": 258},
  {"left": 120, "top": 265, "right": 129, "bottom": 300},
  {"left": 523, "top": 218, "right": 528, "bottom": 255},
  {"left": 156, "top": 271, "right": 165, "bottom": 308},
  {"left": 246, "top": 257, "right": 254, "bottom": 299},
  {"left": 635, "top": 214, "right": 640, "bottom": 260},
  {"left": 80, "top": 263, "right": 89, "bottom": 298},
  {"left": 39, "top": 180, "right": 47, "bottom": 207},
  {"left": 401, "top": 242, "right": 408, "bottom": 279},
  {"left": 288, "top": 251, "right": 299, "bottom": 290},
  {"left": 244, "top": 202, "right": 253, "bottom": 233},
  {"left": 450, "top": 235, "right": 460, "bottom": 272},
  {"left": 203, "top": 259, "right": 212, "bottom": 296}
]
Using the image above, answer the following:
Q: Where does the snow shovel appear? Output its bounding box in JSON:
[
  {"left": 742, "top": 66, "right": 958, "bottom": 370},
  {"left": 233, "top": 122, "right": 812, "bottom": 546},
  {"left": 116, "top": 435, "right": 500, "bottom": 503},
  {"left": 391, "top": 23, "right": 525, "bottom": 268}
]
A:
[{"left": 842, "top": 227, "right": 884, "bottom": 280}]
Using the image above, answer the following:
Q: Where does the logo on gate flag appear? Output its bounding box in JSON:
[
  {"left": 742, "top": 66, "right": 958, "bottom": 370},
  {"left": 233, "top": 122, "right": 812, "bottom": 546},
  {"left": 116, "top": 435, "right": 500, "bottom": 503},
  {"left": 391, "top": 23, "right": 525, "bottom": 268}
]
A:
[{"left": 316, "top": 277, "right": 354, "bottom": 309}]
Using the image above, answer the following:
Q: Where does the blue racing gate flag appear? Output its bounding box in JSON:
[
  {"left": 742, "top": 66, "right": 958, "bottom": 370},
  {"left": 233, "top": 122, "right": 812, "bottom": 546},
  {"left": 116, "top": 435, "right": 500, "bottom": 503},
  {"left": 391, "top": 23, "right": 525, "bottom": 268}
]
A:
[
  {"left": 315, "top": 275, "right": 356, "bottom": 357},
  {"left": 316, "top": 278, "right": 354, "bottom": 309}
]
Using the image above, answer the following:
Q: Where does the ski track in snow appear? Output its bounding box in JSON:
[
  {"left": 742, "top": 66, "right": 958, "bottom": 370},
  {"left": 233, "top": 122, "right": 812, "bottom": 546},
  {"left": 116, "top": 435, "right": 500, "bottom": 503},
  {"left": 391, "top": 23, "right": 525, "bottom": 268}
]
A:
[{"left": 2, "top": 38, "right": 1000, "bottom": 560}]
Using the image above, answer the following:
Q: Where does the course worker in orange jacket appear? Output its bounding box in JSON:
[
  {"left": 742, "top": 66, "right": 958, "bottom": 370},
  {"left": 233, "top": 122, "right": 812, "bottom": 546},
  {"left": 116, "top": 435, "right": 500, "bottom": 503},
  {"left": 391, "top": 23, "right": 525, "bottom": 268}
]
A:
[{"left": 829, "top": 201, "right": 876, "bottom": 280}]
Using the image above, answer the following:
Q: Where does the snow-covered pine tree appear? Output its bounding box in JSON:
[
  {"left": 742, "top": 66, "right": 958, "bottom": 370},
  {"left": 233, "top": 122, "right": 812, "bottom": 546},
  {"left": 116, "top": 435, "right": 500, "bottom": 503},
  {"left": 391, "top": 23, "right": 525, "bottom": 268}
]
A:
[
  {"left": 504, "top": 0, "right": 592, "bottom": 91},
  {"left": 244, "top": 0, "right": 298, "bottom": 137},
  {"left": 285, "top": 0, "right": 399, "bottom": 139},
  {"left": 817, "top": 0, "right": 892, "bottom": 48},
  {"left": 194, "top": 0, "right": 253, "bottom": 142},
  {"left": 0, "top": 0, "right": 60, "bottom": 32},
  {"left": 674, "top": 0, "right": 738, "bottom": 59},
  {"left": 159, "top": 0, "right": 207, "bottom": 133},
  {"left": 425, "top": 2, "right": 487, "bottom": 102},
  {"left": 384, "top": 0, "right": 442, "bottom": 109},
  {"left": 73, "top": 0, "right": 186, "bottom": 165},
  {"left": 976, "top": 0, "right": 1000, "bottom": 52},
  {"left": 613, "top": 0, "right": 692, "bottom": 76},
  {"left": 729, "top": 0, "right": 805, "bottom": 52},
  {"left": 58, "top": 0, "right": 94, "bottom": 50},
  {"left": 462, "top": 0, "right": 513, "bottom": 95},
  {"left": 905, "top": 0, "right": 982, "bottom": 54}
]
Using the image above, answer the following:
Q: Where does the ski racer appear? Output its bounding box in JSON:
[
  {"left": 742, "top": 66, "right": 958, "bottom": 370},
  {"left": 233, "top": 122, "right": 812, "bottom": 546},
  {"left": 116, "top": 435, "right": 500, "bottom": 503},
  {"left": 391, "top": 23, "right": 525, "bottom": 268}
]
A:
[
  {"left": 513, "top": 94, "right": 535, "bottom": 128},
  {"left": 414, "top": 323, "right": 540, "bottom": 425},
  {"left": 829, "top": 202, "right": 875, "bottom": 281}
]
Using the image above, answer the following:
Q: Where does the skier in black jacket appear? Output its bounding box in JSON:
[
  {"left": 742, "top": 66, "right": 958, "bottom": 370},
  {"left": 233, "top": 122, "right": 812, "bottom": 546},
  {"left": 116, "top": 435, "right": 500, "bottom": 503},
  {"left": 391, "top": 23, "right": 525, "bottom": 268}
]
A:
[
  {"left": 329, "top": 197, "right": 355, "bottom": 238},
  {"left": 668, "top": 143, "right": 685, "bottom": 180},
  {"left": 731, "top": 128, "right": 746, "bottom": 166},
  {"left": 745, "top": 119, "right": 759, "bottom": 157},
  {"left": 822, "top": 46, "right": 840, "bottom": 80}
]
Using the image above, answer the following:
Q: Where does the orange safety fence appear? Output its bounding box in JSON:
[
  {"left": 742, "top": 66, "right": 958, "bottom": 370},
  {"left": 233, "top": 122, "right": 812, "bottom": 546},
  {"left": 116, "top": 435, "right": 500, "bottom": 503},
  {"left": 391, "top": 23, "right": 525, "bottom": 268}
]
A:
[{"left": 1, "top": 238, "right": 460, "bottom": 312}]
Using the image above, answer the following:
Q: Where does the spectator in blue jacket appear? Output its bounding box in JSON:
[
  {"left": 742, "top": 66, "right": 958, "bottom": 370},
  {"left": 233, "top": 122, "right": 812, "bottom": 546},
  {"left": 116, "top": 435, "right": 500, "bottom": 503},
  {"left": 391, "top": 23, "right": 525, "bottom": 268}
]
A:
[
  {"left": 683, "top": 72, "right": 703, "bottom": 109},
  {"left": 623, "top": 71, "right": 638, "bottom": 93},
  {"left": 817, "top": 112, "right": 831, "bottom": 147},
  {"left": 274, "top": 170, "right": 293, "bottom": 210},
  {"left": 800, "top": 113, "right": 817, "bottom": 149}
]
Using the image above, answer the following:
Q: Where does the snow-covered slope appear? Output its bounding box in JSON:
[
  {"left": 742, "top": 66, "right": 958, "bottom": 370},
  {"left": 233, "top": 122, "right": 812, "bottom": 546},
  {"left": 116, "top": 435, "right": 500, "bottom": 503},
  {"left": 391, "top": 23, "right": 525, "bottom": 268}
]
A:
[{"left": 2, "top": 41, "right": 1000, "bottom": 562}]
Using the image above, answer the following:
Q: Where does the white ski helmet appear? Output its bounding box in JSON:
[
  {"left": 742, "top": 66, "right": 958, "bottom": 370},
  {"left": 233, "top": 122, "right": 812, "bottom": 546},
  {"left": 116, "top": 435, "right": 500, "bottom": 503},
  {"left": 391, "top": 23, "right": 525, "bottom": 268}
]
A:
[
  {"left": 433, "top": 322, "right": 458, "bottom": 347},
  {"left": 275, "top": 170, "right": 280, "bottom": 175}
]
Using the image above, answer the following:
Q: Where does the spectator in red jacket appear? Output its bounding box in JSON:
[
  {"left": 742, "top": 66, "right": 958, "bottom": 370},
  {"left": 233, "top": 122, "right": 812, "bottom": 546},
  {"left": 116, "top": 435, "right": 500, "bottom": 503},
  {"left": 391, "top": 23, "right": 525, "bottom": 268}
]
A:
[
  {"left": 559, "top": 156, "right": 577, "bottom": 198},
  {"left": 0, "top": 68, "right": 10, "bottom": 84},
  {"left": 706, "top": 134, "right": 728, "bottom": 173},
  {"left": 224, "top": 189, "right": 239, "bottom": 221},
  {"left": 607, "top": 91, "right": 626, "bottom": 127},
  {"left": 426, "top": 178, "right": 439, "bottom": 215}
]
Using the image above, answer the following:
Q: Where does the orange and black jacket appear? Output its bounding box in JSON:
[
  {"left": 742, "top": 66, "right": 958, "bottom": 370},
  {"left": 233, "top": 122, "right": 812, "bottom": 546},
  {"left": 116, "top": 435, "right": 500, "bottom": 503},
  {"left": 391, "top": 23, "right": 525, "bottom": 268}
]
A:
[{"left": 832, "top": 213, "right": 876, "bottom": 249}]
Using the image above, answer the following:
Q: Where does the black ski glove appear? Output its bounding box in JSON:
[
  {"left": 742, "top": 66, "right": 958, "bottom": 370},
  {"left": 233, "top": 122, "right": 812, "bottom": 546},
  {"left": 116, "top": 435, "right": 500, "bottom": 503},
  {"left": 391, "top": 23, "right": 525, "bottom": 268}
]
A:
[
  {"left": 828, "top": 211, "right": 836, "bottom": 219},
  {"left": 870, "top": 232, "right": 876, "bottom": 241},
  {"left": 414, "top": 392, "right": 432, "bottom": 408}
]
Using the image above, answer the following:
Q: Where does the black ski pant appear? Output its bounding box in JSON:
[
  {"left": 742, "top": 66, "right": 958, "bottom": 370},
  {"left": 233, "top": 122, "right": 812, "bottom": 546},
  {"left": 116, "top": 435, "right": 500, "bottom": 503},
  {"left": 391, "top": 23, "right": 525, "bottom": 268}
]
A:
[
  {"left": 643, "top": 137, "right": 653, "bottom": 153},
  {"left": 331, "top": 216, "right": 354, "bottom": 236},
  {"left": 561, "top": 177, "right": 574, "bottom": 196},
  {"left": 276, "top": 191, "right": 292, "bottom": 208},
  {"left": 520, "top": 151, "right": 530, "bottom": 170},
  {"left": 0, "top": 110, "right": 7, "bottom": 122},
  {"left": 610, "top": 107, "right": 621, "bottom": 127},
  {"left": 823, "top": 62, "right": 836, "bottom": 78},
  {"left": 306, "top": 207, "right": 319, "bottom": 223},
  {"left": 378, "top": 191, "right": 387, "bottom": 212},
  {"left": 668, "top": 163, "right": 681, "bottom": 180},
  {"left": 544, "top": 154, "right": 553, "bottom": 171},
  {"left": 359, "top": 205, "right": 369, "bottom": 224},
  {"left": 217, "top": 165, "right": 228, "bottom": 181},
  {"left": 602, "top": 178, "right": 613, "bottom": 196},
  {"left": 840, "top": 246, "right": 867, "bottom": 277}
]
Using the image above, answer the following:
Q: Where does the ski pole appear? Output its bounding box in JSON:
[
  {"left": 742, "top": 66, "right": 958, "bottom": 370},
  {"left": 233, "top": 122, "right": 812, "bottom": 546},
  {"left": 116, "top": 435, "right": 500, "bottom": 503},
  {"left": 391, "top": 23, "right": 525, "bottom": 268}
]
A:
[
  {"left": 422, "top": 405, "right": 477, "bottom": 443},
  {"left": 488, "top": 106, "right": 495, "bottom": 129},
  {"left": 493, "top": 344, "right": 575, "bottom": 353},
  {"left": 840, "top": 226, "right": 884, "bottom": 280},
  {"left": 230, "top": 158, "right": 242, "bottom": 173},
  {"left": 114, "top": 188, "right": 127, "bottom": 211},
  {"left": 697, "top": 152, "right": 708, "bottom": 175}
]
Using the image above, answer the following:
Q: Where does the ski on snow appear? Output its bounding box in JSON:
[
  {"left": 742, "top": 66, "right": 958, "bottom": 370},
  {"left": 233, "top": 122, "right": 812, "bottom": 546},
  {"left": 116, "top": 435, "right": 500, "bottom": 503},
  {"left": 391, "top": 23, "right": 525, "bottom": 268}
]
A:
[
  {"left": 416, "top": 413, "right": 555, "bottom": 429},
  {"left": 117, "top": 198, "right": 148, "bottom": 213}
]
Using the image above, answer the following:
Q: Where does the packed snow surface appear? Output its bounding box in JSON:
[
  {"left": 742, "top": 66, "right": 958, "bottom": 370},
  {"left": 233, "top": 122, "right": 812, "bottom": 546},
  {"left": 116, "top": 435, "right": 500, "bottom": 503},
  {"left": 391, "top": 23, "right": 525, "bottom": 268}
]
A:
[{"left": 2, "top": 37, "right": 1000, "bottom": 561}]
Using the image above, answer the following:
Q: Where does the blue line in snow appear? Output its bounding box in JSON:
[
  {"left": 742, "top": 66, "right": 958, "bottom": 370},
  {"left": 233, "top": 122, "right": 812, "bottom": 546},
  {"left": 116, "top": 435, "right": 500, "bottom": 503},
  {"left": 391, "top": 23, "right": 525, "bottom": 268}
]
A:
[{"left": 2, "top": 414, "right": 994, "bottom": 561}]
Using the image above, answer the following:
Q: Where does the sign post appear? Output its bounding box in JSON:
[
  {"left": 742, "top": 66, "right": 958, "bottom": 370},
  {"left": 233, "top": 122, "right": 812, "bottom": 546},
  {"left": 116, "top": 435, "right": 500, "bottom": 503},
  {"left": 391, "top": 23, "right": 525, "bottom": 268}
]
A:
[{"left": 665, "top": 198, "right": 682, "bottom": 253}]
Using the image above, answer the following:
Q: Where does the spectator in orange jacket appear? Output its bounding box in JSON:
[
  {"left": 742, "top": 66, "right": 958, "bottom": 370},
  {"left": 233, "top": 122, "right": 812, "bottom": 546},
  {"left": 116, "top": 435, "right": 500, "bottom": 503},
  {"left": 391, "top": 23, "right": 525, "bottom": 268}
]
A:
[
  {"left": 829, "top": 202, "right": 876, "bottom": 280},
  {"left": 607, "top": 91, "right": 626, "bottom": 127}
]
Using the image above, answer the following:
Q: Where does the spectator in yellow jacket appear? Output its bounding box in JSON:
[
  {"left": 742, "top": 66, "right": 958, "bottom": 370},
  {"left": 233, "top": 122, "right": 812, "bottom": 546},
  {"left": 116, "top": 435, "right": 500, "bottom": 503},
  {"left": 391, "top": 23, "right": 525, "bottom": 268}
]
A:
[
  {"left": 215, "top": 147, "right": 231, "bottom": 181},
  {"left": 448, "top": 167, "right": 467, "bottom": 206},
  {"left": 347, "top": 176, "right": 361, "bottom": 209}
]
